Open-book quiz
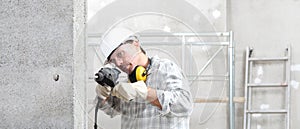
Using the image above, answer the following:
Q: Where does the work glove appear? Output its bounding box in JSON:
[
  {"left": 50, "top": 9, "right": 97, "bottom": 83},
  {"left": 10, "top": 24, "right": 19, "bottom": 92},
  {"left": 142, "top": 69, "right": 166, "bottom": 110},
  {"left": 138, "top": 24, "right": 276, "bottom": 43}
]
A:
[
  {"left": 95, "top": 84, "right": 112, "bottom": 99},
  {"left": 112, "top": 81, "right": 148, "bottom": 102}
]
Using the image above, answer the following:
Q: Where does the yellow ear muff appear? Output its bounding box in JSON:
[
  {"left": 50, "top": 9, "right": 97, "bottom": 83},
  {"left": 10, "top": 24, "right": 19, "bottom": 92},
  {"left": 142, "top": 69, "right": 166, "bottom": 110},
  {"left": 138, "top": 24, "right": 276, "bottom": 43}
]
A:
[{"left": 135, "top": 66, "right": 147, "bottom": 82}]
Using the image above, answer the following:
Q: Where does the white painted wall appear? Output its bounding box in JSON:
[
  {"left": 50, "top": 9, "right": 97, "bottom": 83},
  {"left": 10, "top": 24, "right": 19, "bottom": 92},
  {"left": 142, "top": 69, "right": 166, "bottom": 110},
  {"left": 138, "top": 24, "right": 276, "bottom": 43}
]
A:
[{"left": 229, "top": 0, "right": 300, "bottom": 128}]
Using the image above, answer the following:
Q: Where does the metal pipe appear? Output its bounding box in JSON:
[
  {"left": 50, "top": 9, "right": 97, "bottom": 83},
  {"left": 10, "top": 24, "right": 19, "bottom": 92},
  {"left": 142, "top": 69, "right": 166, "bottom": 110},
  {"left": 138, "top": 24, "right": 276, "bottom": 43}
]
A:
[
  {"left": 187, "top": 75, "right": 228, "bottom": 81},
  {"left": 247, "top": 110, "right": 287, "bottom": 114},
  {"left": 247, "top": 83, "right": 288, "bottom": 87},
  {"left": 187, "top": 74, "right": 228, "bottom": 77},
  {"left": 87, "top": 41, "right": 230, "bottom": 46},
  {"left": 87, "top": 32, "right": 231, "bottom": 38},
  {"left": 249, "top": 57, "right": 288, "bottom": 61},
  {"left": 143, "top": 41, "right": 230, "bottom": 46},
  {"left": 193, "top": 97, "right": 245, "bottom": 103},
  {"left": 190, "top": 46, "right": 224, "bottom": 85},
  {"left": 243, "top": 47, "right": 250, "bottom": 129},
  {"left": 286, "top": 46, "right": 291, "bottom": 129},
  {"left": 140, "top": 32, "right": 230, "bottom": 37},
  {"left": 228, "top": 31, "right": 235, "bottom": 129},
  {"left": 92, "top": 47, "right": 104, "bottom": 64},
  {"left": 248, "top": 49, "right": 253, "bottom": 129}
]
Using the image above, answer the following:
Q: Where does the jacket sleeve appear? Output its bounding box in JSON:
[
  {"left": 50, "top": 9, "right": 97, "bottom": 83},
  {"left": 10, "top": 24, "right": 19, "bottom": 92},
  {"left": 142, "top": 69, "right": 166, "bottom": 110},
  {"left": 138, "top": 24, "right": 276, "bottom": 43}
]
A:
[
  {"left": 155, "top": 61, "right": 193, "bottom": 117},
  {"left": 96, "top": 96, "right": 121, "bottom": 118}
]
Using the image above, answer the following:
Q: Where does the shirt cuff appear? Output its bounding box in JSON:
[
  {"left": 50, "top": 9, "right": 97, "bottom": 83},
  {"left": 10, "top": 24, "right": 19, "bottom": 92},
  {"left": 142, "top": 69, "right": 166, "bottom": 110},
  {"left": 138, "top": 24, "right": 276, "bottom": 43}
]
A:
[{"left": 156, "top": 90, "right": 172, "bottom": 116}]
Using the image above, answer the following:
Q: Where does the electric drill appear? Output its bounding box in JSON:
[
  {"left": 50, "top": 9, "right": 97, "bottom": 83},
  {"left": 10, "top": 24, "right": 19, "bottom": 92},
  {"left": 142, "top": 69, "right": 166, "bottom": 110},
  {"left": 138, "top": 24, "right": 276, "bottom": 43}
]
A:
[
  {"left": 94, "top": 67, "right": 121, "bottom": 87},
  {"left": 94, "top": 67, "right": 121, "bottom": 129}
]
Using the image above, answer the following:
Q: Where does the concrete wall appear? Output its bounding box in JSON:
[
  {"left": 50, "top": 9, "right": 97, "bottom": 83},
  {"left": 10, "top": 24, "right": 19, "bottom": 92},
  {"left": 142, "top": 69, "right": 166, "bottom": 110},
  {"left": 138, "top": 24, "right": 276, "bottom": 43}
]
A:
[
  {"left": 73, "top": 0, "right": 87, "bottom": 128},
  {"left": 229, "top": 0, "right": 300, "bottom": 128},
  {"left": 0, "top": 0, "right": 86, "bottom": 128}
]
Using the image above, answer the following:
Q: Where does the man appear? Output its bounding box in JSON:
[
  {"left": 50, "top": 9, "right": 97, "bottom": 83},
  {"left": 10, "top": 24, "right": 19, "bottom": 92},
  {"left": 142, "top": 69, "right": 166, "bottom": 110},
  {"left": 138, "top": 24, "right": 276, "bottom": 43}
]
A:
[{"left": 96, "top": 27, "right": 193, "bottom": 129}]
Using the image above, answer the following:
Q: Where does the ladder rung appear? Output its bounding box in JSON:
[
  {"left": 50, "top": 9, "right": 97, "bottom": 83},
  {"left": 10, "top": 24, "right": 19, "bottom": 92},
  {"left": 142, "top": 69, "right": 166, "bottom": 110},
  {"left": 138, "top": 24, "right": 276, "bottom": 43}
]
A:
[
  {"left": 247, "top": 109, "right": 287, "bottom": 114},
  {"left": 249, "top": 57, "right": 288, "bottom": 61},
  {"left": 247, "top": 83, "right": 288, "bottom": 87}
]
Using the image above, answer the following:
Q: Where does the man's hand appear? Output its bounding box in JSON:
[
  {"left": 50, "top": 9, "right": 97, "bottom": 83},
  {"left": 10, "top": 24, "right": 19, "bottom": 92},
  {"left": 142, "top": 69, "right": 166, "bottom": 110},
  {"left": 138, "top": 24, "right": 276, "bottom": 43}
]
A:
[
  {"left": 95, "top": 84, "right": 112, "bottom": 99},
  {"left": 112, "top": 81, "right": 148, "bottom": 102}
]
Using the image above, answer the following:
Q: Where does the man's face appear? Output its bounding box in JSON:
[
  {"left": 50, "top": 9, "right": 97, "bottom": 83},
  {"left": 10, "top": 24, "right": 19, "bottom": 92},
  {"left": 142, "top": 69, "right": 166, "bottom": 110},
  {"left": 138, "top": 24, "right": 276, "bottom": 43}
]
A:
[{"left": 108, "top": 43, "right": 140, "bottom": 74}]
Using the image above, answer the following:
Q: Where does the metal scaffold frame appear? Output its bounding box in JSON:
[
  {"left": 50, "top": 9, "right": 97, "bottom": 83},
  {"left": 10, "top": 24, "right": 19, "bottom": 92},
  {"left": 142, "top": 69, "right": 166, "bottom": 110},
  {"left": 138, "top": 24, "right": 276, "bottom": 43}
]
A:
[{"left": 87, "top": 31, "right": 236, "bottom": 129}]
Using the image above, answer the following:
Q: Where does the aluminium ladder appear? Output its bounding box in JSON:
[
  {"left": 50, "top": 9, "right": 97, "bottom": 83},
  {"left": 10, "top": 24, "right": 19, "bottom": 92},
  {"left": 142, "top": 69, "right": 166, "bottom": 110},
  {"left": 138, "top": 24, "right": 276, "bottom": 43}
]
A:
[{"left": 243, "top": 47, "right": 291, "bottom": 129}]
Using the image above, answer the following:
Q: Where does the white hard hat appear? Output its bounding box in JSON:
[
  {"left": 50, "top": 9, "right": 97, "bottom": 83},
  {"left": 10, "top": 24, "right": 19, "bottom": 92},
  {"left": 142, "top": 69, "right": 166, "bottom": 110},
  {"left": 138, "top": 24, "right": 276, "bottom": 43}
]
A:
[{"left": 100, "top": 27, "right": 138, "bottom": 60}]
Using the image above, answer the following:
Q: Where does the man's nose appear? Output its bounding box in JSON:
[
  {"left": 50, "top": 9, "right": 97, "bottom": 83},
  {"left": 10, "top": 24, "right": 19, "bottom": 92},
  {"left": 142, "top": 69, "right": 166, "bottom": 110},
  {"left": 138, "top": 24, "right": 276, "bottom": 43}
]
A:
[{"left": 115, "top": 58, "right": 123, "bottom": 67}]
